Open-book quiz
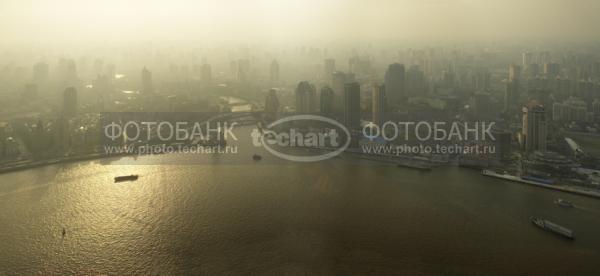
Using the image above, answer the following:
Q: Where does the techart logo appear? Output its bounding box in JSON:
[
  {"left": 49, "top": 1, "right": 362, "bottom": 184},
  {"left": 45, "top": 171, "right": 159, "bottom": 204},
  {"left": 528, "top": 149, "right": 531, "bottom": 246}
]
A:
[{"left": 250, "top": 115, "right": 351, "bottom": 162}]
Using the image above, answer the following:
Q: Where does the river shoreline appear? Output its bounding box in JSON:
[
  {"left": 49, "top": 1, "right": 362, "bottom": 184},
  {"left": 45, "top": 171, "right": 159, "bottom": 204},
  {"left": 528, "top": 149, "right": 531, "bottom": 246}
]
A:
[{"left": 0, "top": 152, "right": 131, "bottom": 175}]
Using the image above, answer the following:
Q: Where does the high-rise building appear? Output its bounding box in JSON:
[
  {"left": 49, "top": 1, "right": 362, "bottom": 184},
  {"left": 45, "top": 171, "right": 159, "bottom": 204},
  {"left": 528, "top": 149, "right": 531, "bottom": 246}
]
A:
[
  {"left": 552, "top": 97, "right": 588, "bottom": 122},
  {"left": 522, "top": 103, "right": 547, "bottom": 152},
  {"left": 508, "top": 64, "right": 521, "bottom": 82},
  {"left": 472, "top": 67, "right": 490, "bottom": 91},
  {"left": 320, "top": 86, "right": 334, "bottom": 118},
  {"left": 405, "top": 65, "right": 425, "bottom": 97},
  {"left": 331, "top": 71, "right": 349, "bottom": 113},
  {"left": 504, "top": 64, "right": 521, "bottom": 112},
  {"left": 323, "top": 59, "right": 335, "bottom": 82},
  {"left": 264, "top": 89, "right": 280, "bottom": 120},
  {"left": 495, "top": 130, "right": 512, "bottom": 161},
  {"left": 384, "top": 63, "right": 405, "bottom": 106},
  {"left": 344, "top": 82, "right": 361, "bottom": 130},
  {"left": 295, "top": 81, "right": 316, "bottom": 113},
  {"left": 543, "top": 63, "right": 560, "bottom": 78},
  {"left": 270, "top": 60, "right": 280, "bottom": 83},
  {"left": 141, "top": 67, "right": 154, "bottom": 94},
  {"left": 372, "top": 85, "right": 386, "bottom": 126},
  {"left": 62, "top": 87, "right": 78, "bottom": 117}
]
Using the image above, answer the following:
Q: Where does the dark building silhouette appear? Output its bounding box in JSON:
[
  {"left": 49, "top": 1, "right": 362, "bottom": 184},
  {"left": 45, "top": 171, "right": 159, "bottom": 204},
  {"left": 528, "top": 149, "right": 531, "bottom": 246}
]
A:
[
  {"left": 264, "top": 89, "right": 280, "bottom": 121},
  {"left": 504, "top": 64, "right": 521, "bottom": 112},
  {"left": 295, "top": 81, "right": 316, "bottom": 113},
  {"left": 372, "top": 85, "right": 386, "bottom": 126},
  {"left": 406, "top": 65, "right": 425, "bottom": 97},
  {"left": 344, "top": 82, "right": 361, "bottom": 130},
  {"left": 522, "top": 103, "right": 547, "bottom": 153},
  {"left": 320, "top": 86, "right": 334, "bottom": 118},
  {"left": 384, "top": 63, "right": 405, "bottom": 106}
]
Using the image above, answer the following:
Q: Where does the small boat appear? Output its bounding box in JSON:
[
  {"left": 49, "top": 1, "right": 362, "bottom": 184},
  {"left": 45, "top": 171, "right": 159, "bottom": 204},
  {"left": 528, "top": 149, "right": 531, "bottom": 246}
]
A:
[
  {"left": 114, "top": 174, "right": 139, "bottom": 182},
  {"left": 555, "top": 198, "right": 574, "bottom": 208},
  {"left": 252, "top": 154, "right": 262, "bottom": 161},
  {"left": 530, "top": 217, "right": 574, "bottom": 240}
]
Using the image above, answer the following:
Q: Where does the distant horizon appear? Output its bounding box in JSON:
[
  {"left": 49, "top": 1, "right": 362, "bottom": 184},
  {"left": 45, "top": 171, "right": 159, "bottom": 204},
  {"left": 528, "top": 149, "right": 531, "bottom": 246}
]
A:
[{"left": 1, "top": 0, "right": 599, "bottom": 47}]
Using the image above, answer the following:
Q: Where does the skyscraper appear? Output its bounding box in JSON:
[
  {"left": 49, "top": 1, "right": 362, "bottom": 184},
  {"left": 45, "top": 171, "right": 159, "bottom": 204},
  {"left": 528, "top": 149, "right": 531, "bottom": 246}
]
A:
[
  {"left": 264, "top": 89, "right": 280, "bottom": 121},
  {"left": 372, "top": 85, "right": 386, "bottom": 126},
  {"left": 320, "top": 86, "right": 334, "bottom": 118},
  {"left": 270, "top": 60, "right": 280, "bottom": 83},
  {"left": 504, "top": 64, "right": 521, "bottom": 112},
  {"left": 543, "top": 63, "right": 560, "bottom": 78},
  {"left": 295, "top": 81, "right": 316, "bottom": 113},
  {"left": 62, "top": 87, "right": 78, "bottom": 117},
  {"left": 509, "top": 64, "right": 521, "bottom": 82},
  {"left": 344, "top": 82, "right": 361, "bottom": 130},
  {"left": 331, "top": 71, "right": 349, "bottom": 113},
  {"left": 384, "top": 63, "right": 405, "bottom": 106},
  {"left": 141, "top": 67, "right": 154, "bottom": 94},
  {"left": 522, "top": 103, "right": 547, "bottom": 153},
  {"left": 405, "top": 65, "right": 425, "bottom": 97}
]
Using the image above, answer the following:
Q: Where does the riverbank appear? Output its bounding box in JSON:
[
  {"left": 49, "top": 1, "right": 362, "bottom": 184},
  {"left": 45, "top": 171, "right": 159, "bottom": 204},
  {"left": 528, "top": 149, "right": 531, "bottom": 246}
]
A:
[
  {"left": 482, "top": 170, "right": 600, "bottom": 199},
  {"left": 0, "top": 152, "right": 130, "bottom": 175}
]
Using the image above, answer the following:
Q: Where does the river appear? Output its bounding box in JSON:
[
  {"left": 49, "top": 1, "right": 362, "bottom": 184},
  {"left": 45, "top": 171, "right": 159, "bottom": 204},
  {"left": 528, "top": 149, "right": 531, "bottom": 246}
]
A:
[{"left": 1, "top": 138, "right": 600, "bottom": 274}]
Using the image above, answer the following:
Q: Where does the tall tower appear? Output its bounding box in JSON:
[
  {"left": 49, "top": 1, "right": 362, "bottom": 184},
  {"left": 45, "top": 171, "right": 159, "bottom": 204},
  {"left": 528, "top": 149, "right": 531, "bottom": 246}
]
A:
[
  {"left": 384, "top": 63, "right": 405, "bottom": 106},
  {"left": 331, "top": 71, "right": 348, "bottom": 114},
  {"left": 264, "top": 89, "right": 280, "bottom": 121},
  {"left": 141, "top": 67, "right": 154, "bottom": 94},
  {"left": 522, "top": 103, "right": 547, "bottom": 153},
  {"left": 372, "top": 85, "right": 386, "bottom": 126},
  {"left": 522, "top": 52, "right": 533, "bottom": 68},
  {"left": 320, "top": 86, "right": 334, "bottom": 118},
  {"left": 405, "top": 65, "right": 425, "bottom": 97},
  {"left": 504, "top": 64, "right": 521, "bottom": 112},
  {"left": 295, "top": 81, "right": 316, "bottom": 113},
  {"left": 344, "top": 82, "right": 361, "bottom": 130}
]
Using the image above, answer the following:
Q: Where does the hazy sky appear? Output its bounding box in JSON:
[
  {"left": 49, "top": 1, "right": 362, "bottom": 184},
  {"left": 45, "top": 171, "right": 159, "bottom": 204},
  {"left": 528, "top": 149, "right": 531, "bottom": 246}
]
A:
[{"left": 1, "top": 0, "right": 599, "bottom": 45}]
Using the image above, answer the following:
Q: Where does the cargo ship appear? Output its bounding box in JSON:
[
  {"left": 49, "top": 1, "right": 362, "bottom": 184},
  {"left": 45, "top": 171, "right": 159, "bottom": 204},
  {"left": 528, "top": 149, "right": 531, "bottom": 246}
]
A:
[
  {"left": 114, "top": 175, "right": 139, "bottom": 182},
  {"left": 530, "top": 217, "right": 574, "bottom": 240}
]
